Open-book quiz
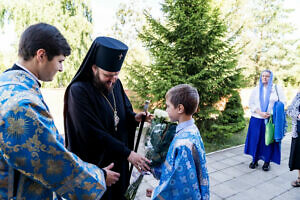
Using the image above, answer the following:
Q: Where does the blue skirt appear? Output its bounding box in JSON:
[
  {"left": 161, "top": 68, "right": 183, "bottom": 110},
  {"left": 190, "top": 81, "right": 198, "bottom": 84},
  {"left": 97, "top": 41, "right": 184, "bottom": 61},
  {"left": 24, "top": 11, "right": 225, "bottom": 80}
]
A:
[{"left": 244, "top": 117, "right": 281, "bottom": 164}]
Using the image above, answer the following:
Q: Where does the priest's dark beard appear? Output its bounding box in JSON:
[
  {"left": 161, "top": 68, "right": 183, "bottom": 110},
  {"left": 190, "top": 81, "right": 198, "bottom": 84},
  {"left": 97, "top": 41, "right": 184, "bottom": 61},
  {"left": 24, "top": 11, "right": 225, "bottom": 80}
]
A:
[{"left": 92, "top": 70, "right": 115, "bottom": 94}]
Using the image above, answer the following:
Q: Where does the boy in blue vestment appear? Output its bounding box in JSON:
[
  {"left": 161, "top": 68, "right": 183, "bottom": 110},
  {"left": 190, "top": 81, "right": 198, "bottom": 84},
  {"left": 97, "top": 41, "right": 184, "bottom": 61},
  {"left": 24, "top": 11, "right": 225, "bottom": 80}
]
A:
[{"left": 147, "top": 84, "right": 210, "bottom": 200}]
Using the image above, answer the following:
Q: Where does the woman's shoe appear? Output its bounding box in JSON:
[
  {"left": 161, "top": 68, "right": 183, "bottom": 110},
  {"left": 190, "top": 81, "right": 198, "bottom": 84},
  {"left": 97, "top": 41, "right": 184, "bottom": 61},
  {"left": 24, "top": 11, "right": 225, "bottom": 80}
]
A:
[
  {"left": 291, "top": 177, "right": 300, "bottom": 187},
  {"left": 249, "top": 161, "right": 258, "bottom": 169},
  {"left": 262, "top": 162, "right": 270, "bottom": 171}
]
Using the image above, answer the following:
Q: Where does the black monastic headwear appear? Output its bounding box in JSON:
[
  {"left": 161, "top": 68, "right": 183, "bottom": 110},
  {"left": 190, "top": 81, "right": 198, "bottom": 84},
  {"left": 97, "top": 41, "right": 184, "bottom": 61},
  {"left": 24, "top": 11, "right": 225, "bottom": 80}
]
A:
[
  {"left": 69, "top": 36, "right": 128, "bottom": 84},
  {"left": 64, "top": 37, "right": 128, "bottom": 131}
]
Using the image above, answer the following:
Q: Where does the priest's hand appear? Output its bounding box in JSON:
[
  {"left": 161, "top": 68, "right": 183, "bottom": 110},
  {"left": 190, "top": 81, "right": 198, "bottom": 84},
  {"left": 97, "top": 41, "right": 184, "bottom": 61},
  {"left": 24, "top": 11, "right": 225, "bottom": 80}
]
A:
[
  {"left": 135, "top": 112, "right": 154, "bottom": 123},
  {"left": 103, "top": 163, "right": 120, "bottom": 187},
  {"left": 128, "top": 151, "right": 150, "bottom": 172}
]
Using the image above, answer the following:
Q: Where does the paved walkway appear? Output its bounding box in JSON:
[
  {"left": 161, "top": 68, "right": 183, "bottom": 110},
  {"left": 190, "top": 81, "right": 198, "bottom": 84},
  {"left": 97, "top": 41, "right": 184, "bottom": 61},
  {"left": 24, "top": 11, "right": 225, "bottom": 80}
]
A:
[{"left": 133, "top": 132, "right": 299, "bottom": 200}]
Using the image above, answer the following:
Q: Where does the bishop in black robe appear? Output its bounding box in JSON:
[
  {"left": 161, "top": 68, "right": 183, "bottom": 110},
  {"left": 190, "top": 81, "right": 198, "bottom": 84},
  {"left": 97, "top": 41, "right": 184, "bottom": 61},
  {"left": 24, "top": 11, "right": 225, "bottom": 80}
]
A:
[{"left": 64, "top": 37, "right": 148, "bottom": 200}]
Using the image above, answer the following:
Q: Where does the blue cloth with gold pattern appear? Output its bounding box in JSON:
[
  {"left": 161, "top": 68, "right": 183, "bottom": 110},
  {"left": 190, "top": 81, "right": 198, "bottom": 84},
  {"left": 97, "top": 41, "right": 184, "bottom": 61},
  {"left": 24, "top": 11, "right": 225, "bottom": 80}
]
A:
[
  {"left": 0, "top": 68, "right": 106, "bottom": 199},
  {"left": 151, "top": 119, "right": 210, "bottom": 200}
]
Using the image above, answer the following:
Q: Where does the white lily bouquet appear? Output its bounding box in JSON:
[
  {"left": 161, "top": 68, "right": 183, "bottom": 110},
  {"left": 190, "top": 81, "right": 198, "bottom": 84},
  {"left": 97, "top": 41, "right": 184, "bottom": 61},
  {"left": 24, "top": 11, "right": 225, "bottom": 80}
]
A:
[{"left": 125, "top": 109, "right": 177, "bottom": 200}]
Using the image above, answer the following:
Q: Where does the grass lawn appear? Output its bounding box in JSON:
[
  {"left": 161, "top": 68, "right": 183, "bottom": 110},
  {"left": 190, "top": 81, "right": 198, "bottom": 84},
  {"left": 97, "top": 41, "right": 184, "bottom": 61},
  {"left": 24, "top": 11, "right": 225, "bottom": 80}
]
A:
[
  {"left": 204, "top": 118, "right": 249, "bottom": 153},
  {"left": 204, "top": 116, "right": 292, "bottom": 153}
]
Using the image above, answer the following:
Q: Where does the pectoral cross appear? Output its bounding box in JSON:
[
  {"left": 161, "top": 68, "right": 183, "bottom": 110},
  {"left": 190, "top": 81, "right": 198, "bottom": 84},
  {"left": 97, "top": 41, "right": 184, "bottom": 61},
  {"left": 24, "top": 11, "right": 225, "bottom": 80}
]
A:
[
  {"left": 114, "top": 111, "right": 120, "bottom": 131},
  {"left": 118, "top": 53, "right": 123, "bottom": 60}
]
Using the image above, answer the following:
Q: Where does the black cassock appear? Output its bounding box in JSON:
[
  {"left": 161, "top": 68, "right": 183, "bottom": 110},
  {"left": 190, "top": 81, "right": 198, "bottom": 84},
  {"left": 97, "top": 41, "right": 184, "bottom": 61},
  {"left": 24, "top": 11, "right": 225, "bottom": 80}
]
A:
[{"left": 64, "top": 79, "right": 138, "bottom": 200}]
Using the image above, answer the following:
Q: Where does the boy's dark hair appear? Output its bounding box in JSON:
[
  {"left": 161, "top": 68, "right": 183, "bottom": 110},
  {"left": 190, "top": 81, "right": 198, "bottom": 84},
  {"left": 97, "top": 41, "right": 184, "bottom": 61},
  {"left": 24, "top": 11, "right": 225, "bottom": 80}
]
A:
[
  {"left": 166, "top": 84, "right": 199, "bottom": 115},
  {"left": 18, "top": 23, "right": 71, "bottom": 61}
]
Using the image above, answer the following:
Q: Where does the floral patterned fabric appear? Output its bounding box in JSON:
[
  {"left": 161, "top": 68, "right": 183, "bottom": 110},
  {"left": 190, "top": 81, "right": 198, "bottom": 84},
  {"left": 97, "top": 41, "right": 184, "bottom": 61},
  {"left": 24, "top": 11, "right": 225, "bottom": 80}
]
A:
[
  {"left": 0, "top": 69, "right": 106, "bottom": 199},
  {"left": 287, "top": 92, "right": 300, "bottom": 138},
  {"left": 152, "top": 119, "right": 209, "bottom": 200}
]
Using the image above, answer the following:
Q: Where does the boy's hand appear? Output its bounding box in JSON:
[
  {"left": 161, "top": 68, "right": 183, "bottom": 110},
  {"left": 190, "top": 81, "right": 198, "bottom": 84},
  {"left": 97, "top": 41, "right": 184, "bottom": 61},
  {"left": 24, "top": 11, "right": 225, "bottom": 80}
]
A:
[
  {"left": 103, "top": 163, "right": 120, "bottom": 186},
  {"left": 146, "top": 188, "right": 153, "bottom": 197}
]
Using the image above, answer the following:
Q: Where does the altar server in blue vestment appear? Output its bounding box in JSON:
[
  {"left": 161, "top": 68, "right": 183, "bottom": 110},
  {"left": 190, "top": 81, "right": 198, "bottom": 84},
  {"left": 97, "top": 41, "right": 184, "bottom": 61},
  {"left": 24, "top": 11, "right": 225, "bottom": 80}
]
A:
[
  {"left": 0, "top": 23, "right": 117, "bottom": 199},
  {"left": 244, "top": 70, "right": 286, "bottom": 171},
  {"left": 149, "top": 84, "right": 209, "bottom": 200}
]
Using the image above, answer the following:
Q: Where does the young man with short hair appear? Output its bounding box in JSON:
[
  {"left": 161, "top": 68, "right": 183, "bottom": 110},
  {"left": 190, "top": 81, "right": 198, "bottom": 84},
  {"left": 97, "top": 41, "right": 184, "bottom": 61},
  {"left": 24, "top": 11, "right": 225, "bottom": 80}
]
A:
[{"left": 0, "top": 23, "right": 115, "bottom": 199}]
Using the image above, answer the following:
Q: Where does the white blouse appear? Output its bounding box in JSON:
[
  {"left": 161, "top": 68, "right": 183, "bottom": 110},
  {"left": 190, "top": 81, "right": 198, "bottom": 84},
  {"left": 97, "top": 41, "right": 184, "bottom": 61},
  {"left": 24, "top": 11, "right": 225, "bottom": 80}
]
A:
[{"left": 249, "top": 84, "right": 286, "bottom": 119}]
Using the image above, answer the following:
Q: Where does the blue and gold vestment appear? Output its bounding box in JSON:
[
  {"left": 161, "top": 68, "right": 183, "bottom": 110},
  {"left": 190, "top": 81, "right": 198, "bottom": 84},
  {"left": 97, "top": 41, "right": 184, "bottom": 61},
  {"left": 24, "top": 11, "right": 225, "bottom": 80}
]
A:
[
  {"left": 0, "top": 69, "right": 106, "bottom": 199},
  {"left": 152, "top": 119, "right": 209, "bottom": 200}
]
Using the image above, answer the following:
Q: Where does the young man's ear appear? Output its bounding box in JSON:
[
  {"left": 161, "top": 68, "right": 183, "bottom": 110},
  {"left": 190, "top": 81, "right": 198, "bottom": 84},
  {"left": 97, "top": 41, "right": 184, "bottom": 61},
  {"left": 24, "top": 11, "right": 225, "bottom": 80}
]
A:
[
  {"left": 177, "top": 104, "right": 185, "bottom": 114},
  {"left": 36, "top": 49, "right": 47, "bottom": 62}
]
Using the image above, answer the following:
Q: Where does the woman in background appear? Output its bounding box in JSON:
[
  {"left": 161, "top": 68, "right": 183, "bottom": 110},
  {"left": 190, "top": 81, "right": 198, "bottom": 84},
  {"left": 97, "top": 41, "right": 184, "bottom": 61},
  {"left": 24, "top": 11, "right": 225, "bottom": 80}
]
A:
[{"left": 244, "top": 70, "right": 286, "bottom": 171}]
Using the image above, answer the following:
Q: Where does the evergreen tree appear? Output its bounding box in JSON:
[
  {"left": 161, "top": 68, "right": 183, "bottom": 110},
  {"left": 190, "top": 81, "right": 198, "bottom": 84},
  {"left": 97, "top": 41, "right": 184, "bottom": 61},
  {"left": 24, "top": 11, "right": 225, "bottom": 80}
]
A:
[
  {"left": 209, "top": 91, "right": 246, "bottom": 142},
  {"left": 127, "top": 0, "right": 245, "bottom": 139}
]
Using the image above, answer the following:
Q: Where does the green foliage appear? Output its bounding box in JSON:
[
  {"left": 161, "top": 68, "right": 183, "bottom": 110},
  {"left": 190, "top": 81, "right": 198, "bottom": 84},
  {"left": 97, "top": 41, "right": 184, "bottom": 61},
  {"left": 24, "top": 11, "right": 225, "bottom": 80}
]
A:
[
  {"left": 205, "top": 91, "right": 246, "bottom": 142},
  {"left": 145, "top": 120, "right": 177, "bottom": 167},
  {"left": 231, "top": 0, "right": 298, "bottom": 87},
  {"left": 124, "top": 173, "right": 144, "bottom": 200},
  {"left": 0, "top": 0, "right": 93, "bottom": 87},
  {"left": 204, "top": 118, "right": 249, "bottom": 153},
  {"left": 126, "top": 0, "right": 245, "bottom": 140},
  {"left": 215, "top": 0, "right": 300, "bottom": 87},
  {"left": 247, "top": 0, "right": 299, "bottom": 86},
  {"left": 110, "top": 0, "right": 152, "bottom": 109}
]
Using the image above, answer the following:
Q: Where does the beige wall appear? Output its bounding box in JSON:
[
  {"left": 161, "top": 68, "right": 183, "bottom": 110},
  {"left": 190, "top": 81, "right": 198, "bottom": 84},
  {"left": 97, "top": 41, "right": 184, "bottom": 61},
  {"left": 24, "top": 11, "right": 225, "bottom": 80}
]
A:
[{"left": 41, "top": 88, "right": 65, "bottom": 135}]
